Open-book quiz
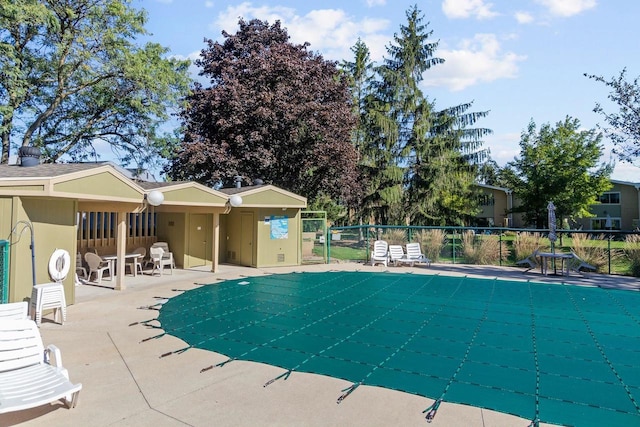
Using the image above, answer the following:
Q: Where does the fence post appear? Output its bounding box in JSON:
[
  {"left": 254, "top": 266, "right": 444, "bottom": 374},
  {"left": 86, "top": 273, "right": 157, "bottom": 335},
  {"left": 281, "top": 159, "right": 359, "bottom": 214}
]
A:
[
  {"left": 327, "top": 226, "right": 332, "bottom": 264},
  {"left": 499, "top": 232, "right": 503, "bottom": 266},
  {"left": 608, "top": 233, "right": 612, "bottom": 274},
  {"left": 452, "top": 229, "right": 456, "bottom": 264}
]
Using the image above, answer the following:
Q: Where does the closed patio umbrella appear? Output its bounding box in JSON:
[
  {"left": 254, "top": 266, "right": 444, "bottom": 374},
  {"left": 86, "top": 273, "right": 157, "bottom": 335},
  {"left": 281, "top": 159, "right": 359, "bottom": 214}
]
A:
[{"left": 547, "top": 201, "right": 557, "bottom": 253}]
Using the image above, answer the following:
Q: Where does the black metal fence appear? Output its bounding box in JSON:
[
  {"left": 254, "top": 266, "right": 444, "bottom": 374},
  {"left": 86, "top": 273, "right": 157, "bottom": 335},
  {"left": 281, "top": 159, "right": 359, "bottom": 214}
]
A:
[{"left": 325, "top": 225, "right": 640, "bottom": 277}]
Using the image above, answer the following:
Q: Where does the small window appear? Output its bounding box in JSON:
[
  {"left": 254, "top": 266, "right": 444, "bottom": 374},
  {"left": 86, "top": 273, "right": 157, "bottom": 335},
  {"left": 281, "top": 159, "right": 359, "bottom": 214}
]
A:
[
  {"left": 478, "top": 194, "right": 495, "bottom": 206},
  {"left": 591, "top": 217, "right": 620, "bottom": 230},
  {"left": 598, "top": 192, "right": 620, "bottom": 204}
]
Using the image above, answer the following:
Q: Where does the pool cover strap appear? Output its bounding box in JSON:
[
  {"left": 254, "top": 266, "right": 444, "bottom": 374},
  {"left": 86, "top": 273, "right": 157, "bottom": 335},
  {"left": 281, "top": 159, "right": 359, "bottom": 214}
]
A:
[
  {"left": 264, "top": 369, "right": 292, "bottom": 387},
  {"left": 337, "top": 382, "right": 360, "bottom": 404}
]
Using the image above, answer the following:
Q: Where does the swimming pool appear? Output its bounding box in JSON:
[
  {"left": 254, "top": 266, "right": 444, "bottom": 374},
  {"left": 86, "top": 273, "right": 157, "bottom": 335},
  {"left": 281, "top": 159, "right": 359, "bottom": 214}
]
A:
[{"left": 157, "top": 271, "right": 640, "bottom": 426}]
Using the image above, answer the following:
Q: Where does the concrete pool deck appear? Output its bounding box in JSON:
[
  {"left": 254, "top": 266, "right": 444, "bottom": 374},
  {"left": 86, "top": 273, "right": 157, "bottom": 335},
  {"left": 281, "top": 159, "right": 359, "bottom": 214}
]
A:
[{"left": 1, "top": 262, "right": 638, "bottom": 427}]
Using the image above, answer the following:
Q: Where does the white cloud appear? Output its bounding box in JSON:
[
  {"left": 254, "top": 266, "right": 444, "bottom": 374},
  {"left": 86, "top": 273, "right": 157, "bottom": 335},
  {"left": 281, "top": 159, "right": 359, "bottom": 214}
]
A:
[
  {"left": 365, "top": 0, "right": 386, "bottom": 6},
  {"left": 484, "top": 132, "right": 521, "bottom": 165},
  {"left": 611, "top": 162, "right": 640, "bottom": 182},
  {"left": 441, "top": 0, "right": 499, "bottom": 20},
  {"left": 535, "top": 0, "right": 597, "bottom": 17},
  {"left": 422, "top": 34, "right": 526, "bottom": 91},
  {"left": 514, "top": 11, "right": 534, "bottom": 24},
  {"left": 212, "top": 3, "right": 391, "bottom": 61},
  {"left": 204, "top": 1, "right": 214, "bottom": 8}
]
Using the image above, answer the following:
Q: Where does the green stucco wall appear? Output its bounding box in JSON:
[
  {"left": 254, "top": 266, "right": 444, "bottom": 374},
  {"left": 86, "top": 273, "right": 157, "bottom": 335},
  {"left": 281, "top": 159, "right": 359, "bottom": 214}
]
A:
[{"left": 6, "top": 197, "right": 77, "bottom": 304}]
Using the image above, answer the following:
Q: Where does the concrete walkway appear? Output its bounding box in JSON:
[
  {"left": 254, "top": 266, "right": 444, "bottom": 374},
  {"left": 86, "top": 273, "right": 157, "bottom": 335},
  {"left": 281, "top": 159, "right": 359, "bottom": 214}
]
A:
[{"left": 1, "top": 263, "right": 637, "bottom": 427}]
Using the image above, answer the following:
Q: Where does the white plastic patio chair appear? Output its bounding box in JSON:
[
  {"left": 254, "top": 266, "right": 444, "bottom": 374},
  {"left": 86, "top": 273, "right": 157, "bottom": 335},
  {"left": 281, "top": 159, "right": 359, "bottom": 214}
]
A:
[
  {"left": 75, "top": 252, "right": 87, "bottom": 280},
  {"left": 370, "top": 240, "right": 389, "bottom": 267},
  {"left": 84, "top": 252, "right": 111, "bottom": 284},
  {"left": 0, "top": 319, "right": 82, "bottom": 414},
  {"left": 150, "top": 247, "right": 173, "bottom": 276},
  {"left": 126, "top": 247, "right": 146, "bottom": 276},
  {"left": 151, "top": 242, "right": 175, "bottom": 269},
  {"left": 405, "top": 242, "right": 431, "bottom": 267}
]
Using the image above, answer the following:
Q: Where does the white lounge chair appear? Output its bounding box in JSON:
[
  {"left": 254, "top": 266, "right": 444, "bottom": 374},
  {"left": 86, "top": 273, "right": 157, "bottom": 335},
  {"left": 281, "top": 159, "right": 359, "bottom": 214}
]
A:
[
  {"left": 388, "top": 245, "right": 408, "bottom": 266},
  {"left": 516, "top": 250, "right": 540, "bottom": 273},
  {"left": 370, "top": 240, "right": 389, "bottom": 267},
  {"left": 405, "top": 242, "right": 431, "bottom": 267},
  {"left": 0, "top": 301, "right": 29, "bottom": 320},
  {"left": 0, "top": 319, "right": 82, "bottom": 414},
  {"left": 567, "top": 251, "right": 596, "bottom": 274}
]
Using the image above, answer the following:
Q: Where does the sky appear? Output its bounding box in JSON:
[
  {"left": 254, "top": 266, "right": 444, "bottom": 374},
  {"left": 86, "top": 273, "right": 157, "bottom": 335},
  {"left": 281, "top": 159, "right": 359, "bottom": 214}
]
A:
[{"left": 135, "top": 0, "right": 640, "bottom": 182}]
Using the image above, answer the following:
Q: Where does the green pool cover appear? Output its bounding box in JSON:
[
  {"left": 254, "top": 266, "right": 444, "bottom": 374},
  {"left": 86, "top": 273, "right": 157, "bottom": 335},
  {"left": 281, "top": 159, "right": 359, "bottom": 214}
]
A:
[{"left": 156, "top": 271, "right": 640, "bottom": 426}]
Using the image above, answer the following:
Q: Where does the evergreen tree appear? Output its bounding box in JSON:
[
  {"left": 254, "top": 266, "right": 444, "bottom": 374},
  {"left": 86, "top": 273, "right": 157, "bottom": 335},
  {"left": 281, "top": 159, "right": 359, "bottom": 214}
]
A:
[{"left": 342, "top": 5, "right": 490, "bottom": 225}]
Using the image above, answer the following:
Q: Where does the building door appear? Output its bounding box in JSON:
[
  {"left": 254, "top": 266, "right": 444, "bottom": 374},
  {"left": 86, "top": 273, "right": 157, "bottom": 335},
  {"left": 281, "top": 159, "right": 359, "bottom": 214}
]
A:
[
  {"left": 240, "top": 212, "right": 254, "bottom": 266},
  {"left": 188, "top": 214, "right": 208, "bottom": 267}
]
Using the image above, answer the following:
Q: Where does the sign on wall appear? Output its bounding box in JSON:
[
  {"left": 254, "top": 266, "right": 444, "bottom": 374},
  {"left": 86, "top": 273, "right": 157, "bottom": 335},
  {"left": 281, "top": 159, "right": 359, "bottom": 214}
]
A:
[{"left": 270, "top": 216, "right": 288, "bottom": 239}]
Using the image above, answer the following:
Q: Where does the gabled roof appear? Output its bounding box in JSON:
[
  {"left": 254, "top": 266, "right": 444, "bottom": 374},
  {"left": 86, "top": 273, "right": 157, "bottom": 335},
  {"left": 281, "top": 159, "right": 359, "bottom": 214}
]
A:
[
  {"left": 0, "top": 163, "right": 306, "bottom": 211},
  {"left": 218, "top": 184, "right": 307, "bottom": 208},
  {"left": 138, "top": 181, "right": 227, "bottom": 207},
  {"left": 0, "top": 163, "right": 144, "bottom": 203},
  {"left": 475, "top": 183, "right": 512, "bottom": 193},
  {"left": 611, "top": 179, "right": 640, "bottom": 188}
]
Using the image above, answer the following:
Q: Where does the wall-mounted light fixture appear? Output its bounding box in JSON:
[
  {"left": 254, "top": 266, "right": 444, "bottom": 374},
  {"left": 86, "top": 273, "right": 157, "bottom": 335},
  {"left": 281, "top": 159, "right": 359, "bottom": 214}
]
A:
[
  {"left": 229, "top": 195, "right": 243, "bottom": 208},
  {"left": 146, "top": 190, "right": 165, "bottom": 207},
  {"left": 224, "top": 194, "right": 243, "bottom": 214},
  {"left": 141, "top": 190, "right": 164, "bottom": 212}
]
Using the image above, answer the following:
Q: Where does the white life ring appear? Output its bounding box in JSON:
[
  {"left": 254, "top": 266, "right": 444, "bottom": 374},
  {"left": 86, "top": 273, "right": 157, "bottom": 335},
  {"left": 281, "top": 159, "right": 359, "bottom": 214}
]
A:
[{"left": 48, "top": 249, "right": 71, "bottom": 282}]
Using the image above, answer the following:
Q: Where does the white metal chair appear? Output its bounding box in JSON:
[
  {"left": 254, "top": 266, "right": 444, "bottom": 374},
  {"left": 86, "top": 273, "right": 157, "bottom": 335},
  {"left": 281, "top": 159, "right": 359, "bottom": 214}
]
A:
[
  {"left": 150, "top": 247, "right": 173, "bottom": 276},
  {"left": 0, "top": 319, "right": 82, "bottom": 414},
  {"left": 84, "top": 252, "right": 111, "bottom": 284},
  {"left": 405, "top": 242, "right": 431, "bottom": 267},
  {"left": 126, "top": 247, "right": 146, "bottom": 276},
  {"left": 370, "top": 240, "right": 389, "bottom": 267},
  {"left": 0, "top": 301, "right": 29, "bottom": 320}
]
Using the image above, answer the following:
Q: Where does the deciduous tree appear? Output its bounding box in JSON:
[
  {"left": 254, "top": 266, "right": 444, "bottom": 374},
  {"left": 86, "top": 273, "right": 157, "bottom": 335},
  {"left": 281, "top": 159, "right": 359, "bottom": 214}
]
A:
[
  {"left": 169, "top": 19, "right": 361, "bottom": 204},
  {"left": 0, "top": 0, "right": 191, "bottom": 169},
  {"left": 502, "top": 117, "right": 612, "bottom": 228},
  {"left": 586, "top": 69, "right": 640, "bottom": 164}
]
